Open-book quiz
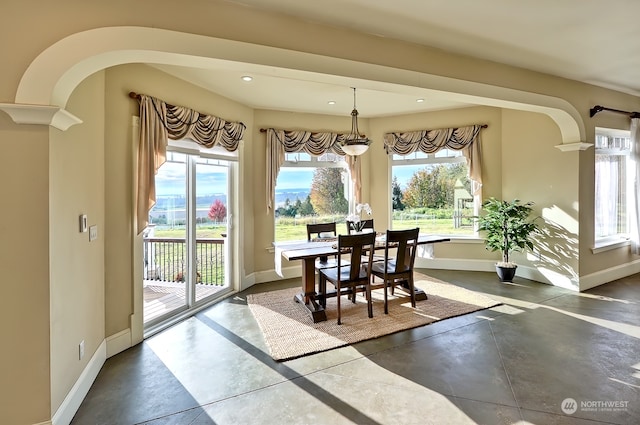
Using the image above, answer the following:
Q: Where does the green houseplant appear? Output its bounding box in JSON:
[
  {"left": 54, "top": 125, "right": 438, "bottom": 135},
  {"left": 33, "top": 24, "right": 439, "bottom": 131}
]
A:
[{"left": 476, "top": 198, "right": 540, "bottom": 282}]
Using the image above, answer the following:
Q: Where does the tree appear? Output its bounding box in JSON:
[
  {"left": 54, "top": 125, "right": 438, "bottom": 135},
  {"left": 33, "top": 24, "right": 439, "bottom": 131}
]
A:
[
  {"left": 298, "top": 195, "right": 316, "bottom": 216},
  {"left": 401, "top": 163, "right": 470, "bottom": 209},
  {"left": 402, "top": 168, "right": 431, "bottom": 208},
  {"left": 310, "top": 168, "right": 348, "bottom": 215},
  {"left": 208, "top": 199, "right": 227, "bottom": 222},
  {"left": 391, "top": 175, "right": 405, "bottom": 211}
]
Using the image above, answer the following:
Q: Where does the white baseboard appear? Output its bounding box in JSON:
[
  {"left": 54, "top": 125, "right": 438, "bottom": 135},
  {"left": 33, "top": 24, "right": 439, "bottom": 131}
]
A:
[
  {"left": 251, "top": 265, "right": 302, "bottom": 284},
  {"left": 51, "top": 340, "right": 106, "bottom": 425},
  {"left": 415, "top": 257, "right": 495, "bottom": 272},
  {"left": 579, "top": 258, "right": 640, "bottom": 291},
  {"left": 248, "top": 256, "right": 640, "bottom": 294},
  {"left": 106, "top": 328, "right": 132, "bottom": 358},
  {"left": 240, "top": 271, "right": 255, "bottom": 291}
]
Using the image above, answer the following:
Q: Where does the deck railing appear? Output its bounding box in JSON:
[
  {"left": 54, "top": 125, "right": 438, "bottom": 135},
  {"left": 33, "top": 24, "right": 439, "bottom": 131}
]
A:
[{"left": 143, "top": 237, "right": 225, "bottom": 285}]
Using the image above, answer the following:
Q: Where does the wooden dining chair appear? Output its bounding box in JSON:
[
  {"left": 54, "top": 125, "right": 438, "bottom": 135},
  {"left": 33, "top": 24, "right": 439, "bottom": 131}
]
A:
[
  {"left": 345, "top": 218, "right": 374, "bottom": 234},
  {"left": 318, "top": 232, "right": 376, "bottom": 325},
  {"left": 369, "top": 227, "right": 420, "bottom": 314},
  {"left": 307, "top": 222, "right": 337, "bottom": 241},
  {"left": 346, "top": 218, "right": 384, "bottom": 266},
  {"left": 306, "top": 222, "right": 339, "bottom": 269}
]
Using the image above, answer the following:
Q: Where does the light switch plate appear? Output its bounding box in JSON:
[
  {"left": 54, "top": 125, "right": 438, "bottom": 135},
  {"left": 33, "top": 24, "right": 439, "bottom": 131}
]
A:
[
  {"left": 89, "top": 225, "right": 98, "bottom": 241},
  {"left": 79, "top": 214, "right": 87, "bottom": 233}
]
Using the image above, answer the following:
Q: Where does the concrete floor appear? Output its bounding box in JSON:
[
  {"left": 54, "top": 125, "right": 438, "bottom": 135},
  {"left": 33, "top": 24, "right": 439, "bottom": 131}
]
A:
[{"left": 71, "top": 270, "right": 639, "bottom": 425}]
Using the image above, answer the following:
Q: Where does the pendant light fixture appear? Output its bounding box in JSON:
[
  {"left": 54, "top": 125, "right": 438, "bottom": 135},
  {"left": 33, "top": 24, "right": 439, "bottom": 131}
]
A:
[{"left": 340, "top": 87, "right": 372, "bottom": 156}]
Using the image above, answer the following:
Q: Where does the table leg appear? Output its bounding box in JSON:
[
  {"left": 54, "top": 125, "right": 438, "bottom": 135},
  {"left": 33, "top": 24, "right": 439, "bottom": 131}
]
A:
[
  {"left": 396, "top": 279, "right": 428, "bottom": 301},
  {"left": 293, "top": 257, "right": 327, "bottom": 323}
]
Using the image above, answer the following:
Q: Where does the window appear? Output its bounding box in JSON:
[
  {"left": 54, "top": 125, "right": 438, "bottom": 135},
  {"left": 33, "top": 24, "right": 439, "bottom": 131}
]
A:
[
  {"left": 274, "top": 152, "right": 351, "bottom": 241},
  {"left": 595, "top": 128, "right": 631, "bottom": 242},
  {"left": 391, "top": 148, "right": 476, "bottom": 235}
]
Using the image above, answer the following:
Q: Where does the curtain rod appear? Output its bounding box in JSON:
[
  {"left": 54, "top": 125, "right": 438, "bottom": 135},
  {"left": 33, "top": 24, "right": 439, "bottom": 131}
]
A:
[
  {"left": 590, "top": 105, "right": 640, "bottom": 119},
  {"left": 129, "top": 91, "right": 141, "bottom": 100},
  {"left": 259, "top": 124, "right": 488, "bottom": 133}
]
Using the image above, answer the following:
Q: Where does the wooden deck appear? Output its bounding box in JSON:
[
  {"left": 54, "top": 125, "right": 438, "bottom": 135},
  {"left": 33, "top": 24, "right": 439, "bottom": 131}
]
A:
[{"left": 143, "top": 281, "right": 227, "bottom": 323}]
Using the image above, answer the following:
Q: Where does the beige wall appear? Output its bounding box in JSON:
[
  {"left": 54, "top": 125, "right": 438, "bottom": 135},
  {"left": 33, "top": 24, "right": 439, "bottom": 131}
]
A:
[
  {"left": 2, "top": 1, "right": 640, "bottom": 423},
  {"left": 0, "top": 121, "right": 51, "bottom": 423},
  {"left": 50, "top": 71, "right": 106, "bottom": 413},
  {"left": 501, "top": 109, "right": 580, "bottom": 283}
]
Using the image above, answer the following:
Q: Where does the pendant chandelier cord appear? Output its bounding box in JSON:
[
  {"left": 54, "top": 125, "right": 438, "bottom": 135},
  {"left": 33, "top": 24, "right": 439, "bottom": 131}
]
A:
[{"left": 349, "top": 87, "right": 360, "bottom": 139}]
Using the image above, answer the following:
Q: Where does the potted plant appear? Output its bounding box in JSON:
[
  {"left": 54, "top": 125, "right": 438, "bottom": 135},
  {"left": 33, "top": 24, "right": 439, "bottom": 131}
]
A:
[{"left": 475, "top": 198, "right": 540, "bottom": 282}]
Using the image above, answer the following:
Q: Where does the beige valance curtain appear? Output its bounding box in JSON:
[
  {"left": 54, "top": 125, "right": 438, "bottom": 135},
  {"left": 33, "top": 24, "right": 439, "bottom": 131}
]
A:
[
  {"left": 265, "top": 128, "right": 360, "bottom": 212},
  {"left": 135, "top": 94, "right": 246, "bottom": 233},
  {"left": 384, "top": 124, "right": 484, "bottom": 189}
]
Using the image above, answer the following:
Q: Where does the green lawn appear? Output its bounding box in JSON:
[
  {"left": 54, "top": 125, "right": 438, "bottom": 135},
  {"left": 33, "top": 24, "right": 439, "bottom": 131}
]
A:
[
  {"left": 275, "top": 217, "right": 474, "bottom": 241},
  {"left": 149, "top": 217, "right": 474, "bottom": 242}
]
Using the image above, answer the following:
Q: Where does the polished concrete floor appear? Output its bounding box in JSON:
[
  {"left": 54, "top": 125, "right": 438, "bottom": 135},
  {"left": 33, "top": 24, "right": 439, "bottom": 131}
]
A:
[{"left": 71, "top": 270, "right": 639, "bottom": 425}]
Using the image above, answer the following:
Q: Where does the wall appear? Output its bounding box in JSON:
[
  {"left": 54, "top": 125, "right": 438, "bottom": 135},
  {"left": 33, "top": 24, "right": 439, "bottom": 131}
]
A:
[
  {"left": 49, "top": 71, "right": 106, "bottom": 414},
  {"left": 0, "top": 121, "right": 51, "bottom": 424},
  {"left": 501, "top": 109, "right": 580, "bottom": 287}
]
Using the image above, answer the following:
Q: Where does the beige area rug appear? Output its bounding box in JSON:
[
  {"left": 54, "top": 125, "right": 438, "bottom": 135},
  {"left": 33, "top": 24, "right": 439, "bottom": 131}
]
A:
[{"left": 247, "top": 273, "right": 501, "bottom": 361}]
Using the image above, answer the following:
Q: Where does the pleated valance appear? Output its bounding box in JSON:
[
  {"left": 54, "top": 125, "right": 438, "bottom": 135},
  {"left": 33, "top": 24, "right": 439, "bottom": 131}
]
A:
[
  {"left": 265, "top": 128, "right": 361, "bottom": 212},
  {"left": 384, "top": 124, "right": 485, "bottom": 191},
  {"left": 134, "top": 93, "right": 246, "bottom": 233}
]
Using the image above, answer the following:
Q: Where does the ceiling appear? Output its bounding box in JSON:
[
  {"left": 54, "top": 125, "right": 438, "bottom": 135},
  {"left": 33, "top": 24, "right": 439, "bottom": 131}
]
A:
[{"left": 153, "top": 0, "right": 639, "bottom": 118}]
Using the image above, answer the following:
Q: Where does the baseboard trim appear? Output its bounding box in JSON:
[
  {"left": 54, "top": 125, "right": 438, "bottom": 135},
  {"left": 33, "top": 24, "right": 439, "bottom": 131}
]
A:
[
  {"left": 51, "top": 340, "right": 106, "bottom": 425},
  {"left": 248, "top": 257, "right": 640, "bottom": 293},
  {"left": 415, "top": 257, "right": 495, "bottom": 272},
  {"left": 579, "top": 258, "right": 640, "bottom": 291},
  {"left": 106, "top": 328, "right": 132, "bottom": 358},
  {"left": 252, "top": 265, "right": 302, "bottom": 284}
]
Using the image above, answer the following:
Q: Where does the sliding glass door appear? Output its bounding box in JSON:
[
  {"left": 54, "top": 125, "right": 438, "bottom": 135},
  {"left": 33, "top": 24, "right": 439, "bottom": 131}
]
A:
[{"left": 143, "top": 150, "right": 232, "bottom": 327}]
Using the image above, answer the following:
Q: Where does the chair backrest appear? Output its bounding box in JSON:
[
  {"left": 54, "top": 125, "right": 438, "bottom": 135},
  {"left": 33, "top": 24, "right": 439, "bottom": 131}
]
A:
[
  {"left": 345, "top": 218, "right": 375, "bottom": 234},
  {"left": 306, "top": 222, "right": 337, "bottom": 241},
  {"left": 337, "top": 232, "right": 376, "bottom": 280},
  {"left": 384, "top": 228, "right": 420, "bottom": 273}
]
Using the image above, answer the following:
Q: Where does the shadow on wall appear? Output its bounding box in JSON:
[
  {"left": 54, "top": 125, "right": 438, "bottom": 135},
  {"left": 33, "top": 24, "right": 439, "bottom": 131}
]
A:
[{"left": 533, "top": 217, "right": 579, "bottom": 290}]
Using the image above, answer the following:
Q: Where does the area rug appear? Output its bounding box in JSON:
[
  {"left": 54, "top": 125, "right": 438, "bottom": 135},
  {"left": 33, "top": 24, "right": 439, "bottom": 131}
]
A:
[{"left": 247, "top": 273, "right": 501, "bottom": 361}]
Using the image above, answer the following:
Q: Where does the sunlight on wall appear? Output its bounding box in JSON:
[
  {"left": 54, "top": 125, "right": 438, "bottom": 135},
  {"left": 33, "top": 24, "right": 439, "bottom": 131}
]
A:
[
  {"left": 537, "top": 268, "right": 579, "bottom": 291},
  {"left": 543, "top": 205, "right": 578, "bottom": 235}
]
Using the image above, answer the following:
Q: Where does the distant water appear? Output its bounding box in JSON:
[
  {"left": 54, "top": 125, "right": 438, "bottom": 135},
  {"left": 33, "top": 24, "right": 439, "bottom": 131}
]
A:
[{"left": 275, "top": 189, "right": 310, "bottom": 207}]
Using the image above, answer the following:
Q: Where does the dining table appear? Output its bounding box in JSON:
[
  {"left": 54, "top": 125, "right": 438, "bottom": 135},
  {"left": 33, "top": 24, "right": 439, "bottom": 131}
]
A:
[{"left": 275, "top": 234, "right": 450, "bottom": 323}]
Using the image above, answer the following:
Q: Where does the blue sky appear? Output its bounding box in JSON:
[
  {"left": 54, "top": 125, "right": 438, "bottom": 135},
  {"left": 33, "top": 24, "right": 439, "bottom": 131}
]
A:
[
  {"left": 276, "top": 166, "right": 422, "bottom": 191},
  {"left": 156, "top": 162, "right": 228, "bottom": 196},
  {"left": 156, "top": 163, "right": 425, "bottom": 196}
]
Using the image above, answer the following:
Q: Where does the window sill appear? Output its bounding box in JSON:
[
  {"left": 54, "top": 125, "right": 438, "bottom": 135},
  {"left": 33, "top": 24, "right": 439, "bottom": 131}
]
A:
[
  {"left": 591, "top": 238, "right": 630, "bottom": 254},
  {"left": 267, "top": 234, "right": 482, "bottom": 252},
  {"left": 442, "top": 235, "right": 484, "bottom": 244}
]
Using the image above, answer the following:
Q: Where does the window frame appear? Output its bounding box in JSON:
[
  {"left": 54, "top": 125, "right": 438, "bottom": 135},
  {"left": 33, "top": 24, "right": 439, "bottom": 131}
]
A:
[
  {"left": 594, "top": 127, "right": 632, "bottom": 246},
  {"left": 274, "top": 152, "right": 352, "bottom": 242},
  {"left": 390, "top": 148, "right": 479, "bottom": 236}
]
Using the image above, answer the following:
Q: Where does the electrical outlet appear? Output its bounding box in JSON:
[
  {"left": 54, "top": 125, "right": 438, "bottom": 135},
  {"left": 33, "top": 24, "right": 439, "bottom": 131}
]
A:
[
  {"left": 79, "top": 340, "right": 85, "bottom": 360},
  {"left": 89, "top": 225, "right": 98, "bottom": 241}
]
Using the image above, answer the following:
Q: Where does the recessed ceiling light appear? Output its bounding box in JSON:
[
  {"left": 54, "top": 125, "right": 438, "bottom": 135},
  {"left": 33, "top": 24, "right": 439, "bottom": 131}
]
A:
[
  {"left": 327, "top": 100, "right": 336, "bottom": 105},
  {"left": 241, "top": 75, "right": 253, "bottom": 82},
  {"left": 416, "top": 98, "right": 425, "bottom": 103}
]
